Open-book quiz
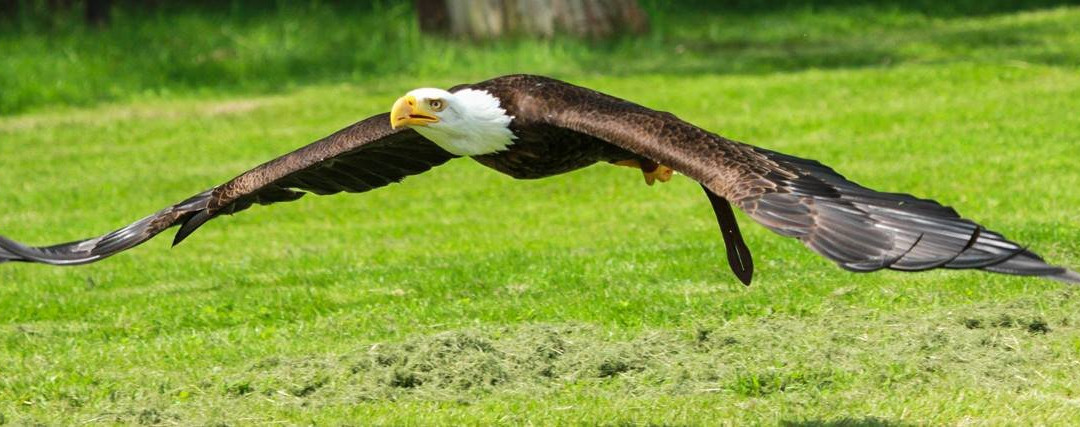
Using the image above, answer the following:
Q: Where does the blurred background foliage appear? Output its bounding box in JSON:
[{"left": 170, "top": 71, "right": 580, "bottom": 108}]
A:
[{"left": 1, "top": 0, "right": 1079, "bottom": 115}]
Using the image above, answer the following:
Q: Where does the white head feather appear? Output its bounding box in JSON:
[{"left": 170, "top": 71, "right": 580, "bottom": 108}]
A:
[{"left": 402, "top": 88, "right": 516, "bottom": 156}]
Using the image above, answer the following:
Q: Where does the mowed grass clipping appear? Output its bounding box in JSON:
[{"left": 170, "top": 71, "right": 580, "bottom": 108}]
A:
[{"left": 2, "top": 6, "right": 1080, "bottom": 426}]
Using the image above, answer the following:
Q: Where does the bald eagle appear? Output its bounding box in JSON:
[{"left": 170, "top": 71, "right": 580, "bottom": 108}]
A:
[{"left": 1, "top": 74, "right": 1076, "bottom": 285}]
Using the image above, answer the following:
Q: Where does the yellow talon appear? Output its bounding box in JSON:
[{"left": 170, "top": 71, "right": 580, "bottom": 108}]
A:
[
  {"left": 645, "top": 165, "right": 674, "bottom": 186},
  {"left": 613, "top": 159, "right": 674, "bottom": 186}
]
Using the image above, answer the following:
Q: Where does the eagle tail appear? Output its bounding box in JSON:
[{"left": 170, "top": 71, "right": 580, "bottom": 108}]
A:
[
  {"left": 0, "top": 190, "right": 213, "bottom": 266},
  {"left": 701, "top": 185, "right": 754, "bottom": 286}
]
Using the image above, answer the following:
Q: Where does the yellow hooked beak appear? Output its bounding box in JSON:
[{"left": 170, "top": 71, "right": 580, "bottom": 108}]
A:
[{"left": 390, "top": 95, "right": 439, "bottom": 129}]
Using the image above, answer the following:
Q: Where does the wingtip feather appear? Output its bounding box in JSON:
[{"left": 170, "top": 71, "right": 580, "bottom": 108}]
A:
[
  {"left": 1050, "top": 269, "right": 1080, "bottom": 285},
  {"left": 0, "top": 236, "right": 19, "bottom": 263},
  {"left": 0, "top": 235, "right": 26, "bottom": 263}
]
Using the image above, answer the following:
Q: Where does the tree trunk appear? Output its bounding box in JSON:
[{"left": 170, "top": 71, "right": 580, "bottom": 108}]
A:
[
  {"left": 0, "top": 0, "right": 16, "bottom": 22},
  {"left": 416, "top": 0, "right": 450, "bottom": 34},
  {"left": 85, "top": 0, "right": 110, "bottom": 27},
  {"left": 46, "top": 0, "right": 73, "bottom": 13},
  {"left": 416, "top": 0, "right": 648, "bottom": 39}
]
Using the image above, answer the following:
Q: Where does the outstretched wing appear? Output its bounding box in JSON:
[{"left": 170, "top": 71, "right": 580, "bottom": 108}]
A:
[
  {"left": 735, "top": 148, "right": 1078, "bottom": 282},
  {"left": 0, "top": 113, "right": 456, "bottom": 266},
  {"left": 488, "top": 74, "right": 1078, "bottom": 284}
]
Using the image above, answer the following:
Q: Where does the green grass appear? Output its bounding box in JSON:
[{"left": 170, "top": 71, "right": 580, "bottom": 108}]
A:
[{"left": 2, "top": 3, "right": 1080, "bottom": 425}]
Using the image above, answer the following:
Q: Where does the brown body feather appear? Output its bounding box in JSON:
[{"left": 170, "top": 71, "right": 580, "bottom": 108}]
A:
[{"left": 2, "top": 74, "right": 1076, "bottom": 285}]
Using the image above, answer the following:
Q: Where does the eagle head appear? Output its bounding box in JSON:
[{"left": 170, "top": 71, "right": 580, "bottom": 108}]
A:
[{"left": 390, "top": 88, "right": 515, "bottom": 156}]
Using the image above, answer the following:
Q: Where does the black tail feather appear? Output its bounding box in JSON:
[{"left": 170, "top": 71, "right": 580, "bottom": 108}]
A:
[{"left": 702, "top": 185, "right": 754, "bottom": 286}]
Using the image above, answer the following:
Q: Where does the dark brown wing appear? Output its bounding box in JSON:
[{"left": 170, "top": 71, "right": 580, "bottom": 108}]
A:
[
  {"left": 737, "top": 148, "right": 1079, "bottom": 283},
  {"left": 479, "top": 74, "right": 1079, "bottom": 284},
  {"left": 0, "top": 113, "right": 456, "bottom": 266}
]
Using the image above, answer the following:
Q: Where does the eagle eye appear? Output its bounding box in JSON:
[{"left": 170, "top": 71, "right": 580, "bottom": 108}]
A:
[{"left": 428, "top": 99, "right": 445, "bottom": 112}]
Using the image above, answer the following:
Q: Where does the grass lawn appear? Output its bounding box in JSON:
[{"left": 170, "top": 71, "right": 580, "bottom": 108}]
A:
[{"left": 2, "top": 3, "right": 1080, "bottom": 425}]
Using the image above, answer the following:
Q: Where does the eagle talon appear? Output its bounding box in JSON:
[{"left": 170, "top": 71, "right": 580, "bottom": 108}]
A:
[
  {"left": 646, "top": 165, "right": 674, "bottom": 185},
  {"left": 614, "top": 160, "right": 674, "bottom": 186}
]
